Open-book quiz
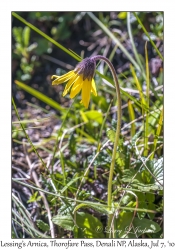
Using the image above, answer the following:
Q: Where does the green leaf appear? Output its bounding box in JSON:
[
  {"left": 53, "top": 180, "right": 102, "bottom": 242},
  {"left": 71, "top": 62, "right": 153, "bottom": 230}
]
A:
[
  {"left": 132, "top": 217, "right": 161, "bottom": 237},
  {"left": 84, "top": 110, "right": 103, "bottom": 124},
  {"left": 116, "top": 211, "right": 161, "bottom": 238},
  {"left": 27, "top": 191, "right": 41, "bottom": 203},
  {"left": 141, "top": 169, "right": 154, "bottom": 184},
  {"left": 120, "top": 194, "right": 133, "bottom": 206},
  {"left": 115, "top": 211, "right": 133, "bottom": 238},
  {"left": 76, "top": 212, "right": 105, "bottom": 238},
  {"left": 23, "top": 26, "right": 30, "bottom": 47},
  {"left": 52, "top": 212, "right": 105, "bottom": 238},
  {"left": 145, "top": 192, "right": 155, "bottom": 202},
  {"left": 135, "top": 192, "right": 147, "bottom": 219},
  {"left": 35, "top": 38, "right": 49, "bottom": 55},
  {"left": 52, "top": 214, "right": 74, "bottom": 231},
  {"left": 57, "top": 202, "right": 74, "bottom": 216},
  {"left": 88, "top": 150, "right": 111, "bottom": 167},
  {"left": 122, "top": 168, "right": 162, "bottom": 192},
  {"left": 107, "top": 129, "right": 115, "bottom": 143},
  {"left": 147, "top": 158, "right": 163, "bottom": 186},
  {"left": 36, "top": 220, "right": 50, "bottom": 232},
  {"left": 116, "top": 151, "right": 125, "bottom": 168},
  {"left": 147, "top": 203, "right": 156, "bottom": 220},
  {"left": 13, "top": 27, "right": 23, "bottom": 44},
  {"left": 122, "top": 169, "right": 143, "bottom": 185}
]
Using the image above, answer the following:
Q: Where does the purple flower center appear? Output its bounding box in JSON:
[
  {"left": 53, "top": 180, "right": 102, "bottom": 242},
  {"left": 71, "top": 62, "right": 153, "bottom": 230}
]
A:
[{"left": 75, "top": 57, "right": 96, "bottom": 81}]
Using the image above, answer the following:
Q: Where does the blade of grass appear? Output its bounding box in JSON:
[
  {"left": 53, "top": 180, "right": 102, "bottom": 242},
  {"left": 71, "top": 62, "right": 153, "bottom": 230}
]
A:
[
  {"left": 144, "top": 42, "right": 150, "bottom": 156},
  {"left": 12, "top": 195, "right": 35, "bottom": 237},
  {"left": 12, "top": 116, "right": 55, "bottom": 124},
  {"left": 150, "top": 107, "right": 163, "bottom": 160},
  {"left": 15, "top": 80, "right": 63, "bottom": 112},
  {"left": 96, "top": 70, "right": 148, "bottom": 112},
  {"left": 128, "top": 99, "right": 136, "bottom": 137},
  {"left": 94, "top": 100, "right": 112, "bottom": 179},
  {"left": 130, "top": 64, "right": 147, "bottom": 108},
  {"left": 12, "top": 97, "right": 45, "bottom": 167},
  {"left": 145, "top": 41, "right": 150, "bottom": 108},
  {"left": 12, "top": 210, "right": 50, "bottom": 238},
  {"left": 87, "top": 12, "right": 142, "bottom": 74},
  {"left": 12, "top": 126, "right": 46, "bottom": 132},
  {"left": 12, "top": 12, "right": 81, "bottom": 62},
  {"left": 68, "top": 48, "right": 82, "bottom": 61},
  {"left": 51, "top": 98, "right": 76, "bottom": 171},
  {"left": 13, "top": 178, "right": 157, "bottom": 213},
  {"left": 12, "top": 217, "right": 34, "bottom": 238},
  {"left": 60, "top": 175, "right": 82, "bottom": 194},
  {"left": 76, "top": 128, "right": 97, "bottom": 144},
  {"left": 12, "top": 178, "right": 109, "bottom": 208},
  {"left": 60, "top": 152, "right": 67, "bottom": 197},
  {"left": 127, "top": 12, "right": 146, "bottom": 78},
  {"left": 133, "top": 12, "right": 163, "bottom": 61},
  {"left": 121, "top": 88, "right": 148, "bottom": 113}
]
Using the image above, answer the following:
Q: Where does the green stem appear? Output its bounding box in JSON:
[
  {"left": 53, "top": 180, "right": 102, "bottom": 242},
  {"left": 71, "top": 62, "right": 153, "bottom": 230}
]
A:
[{"left": 92, "top": 56, "right": 122, "bottom": 238}]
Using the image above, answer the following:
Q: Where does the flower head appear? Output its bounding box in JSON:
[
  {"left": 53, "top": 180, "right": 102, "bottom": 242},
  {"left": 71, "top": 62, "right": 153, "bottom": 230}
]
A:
[{"left": 51, "top": 57, "right": 97, "bottom": 108}]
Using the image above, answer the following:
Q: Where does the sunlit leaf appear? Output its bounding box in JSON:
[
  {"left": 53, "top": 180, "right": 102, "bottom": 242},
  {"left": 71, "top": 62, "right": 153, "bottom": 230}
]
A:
[{"left": 52, "top": 212, "right": 105, "bottom": 238}]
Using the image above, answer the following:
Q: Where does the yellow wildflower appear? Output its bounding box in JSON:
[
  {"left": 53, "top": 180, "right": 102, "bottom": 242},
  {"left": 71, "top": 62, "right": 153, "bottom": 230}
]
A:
[{"left": 51, "top": 57, "right": 97, "bottom": 108}]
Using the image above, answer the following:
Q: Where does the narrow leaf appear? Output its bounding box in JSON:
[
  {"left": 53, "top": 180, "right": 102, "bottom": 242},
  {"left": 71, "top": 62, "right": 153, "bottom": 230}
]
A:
[{"left": 15, "top": 80, "right": 63, "bottom": 112}]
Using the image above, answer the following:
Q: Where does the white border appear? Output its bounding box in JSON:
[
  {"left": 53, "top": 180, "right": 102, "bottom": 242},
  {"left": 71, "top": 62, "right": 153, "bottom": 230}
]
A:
[{"left": 0, "top": 0, "right": 174, "bottom": 247}]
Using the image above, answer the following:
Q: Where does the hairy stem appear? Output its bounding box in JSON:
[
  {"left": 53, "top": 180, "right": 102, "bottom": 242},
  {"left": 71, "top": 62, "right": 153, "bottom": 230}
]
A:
[{"left": 92, "top": 55, "right": 122, "bottom": 238}]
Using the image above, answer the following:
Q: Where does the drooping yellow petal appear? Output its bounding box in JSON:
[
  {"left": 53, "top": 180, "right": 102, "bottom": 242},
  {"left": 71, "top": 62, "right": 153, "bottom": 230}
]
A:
[
  {"left": 51, "top": 58, "right": 98, "bottom": 109},
  {"left": 81, "top": 79, "right": 92, "bottom": 108},
  {"left": 52, "top": 71, "right": 75, "bottom": 85},
  {"left": 91, "top": 79, "right": 97, "bottom": 96},
  {"left": 63, "top": 74, "right": 79, "bottom": 96},
  {"left": 70, "top": 77, "right": 83, "bottom": 98}
]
